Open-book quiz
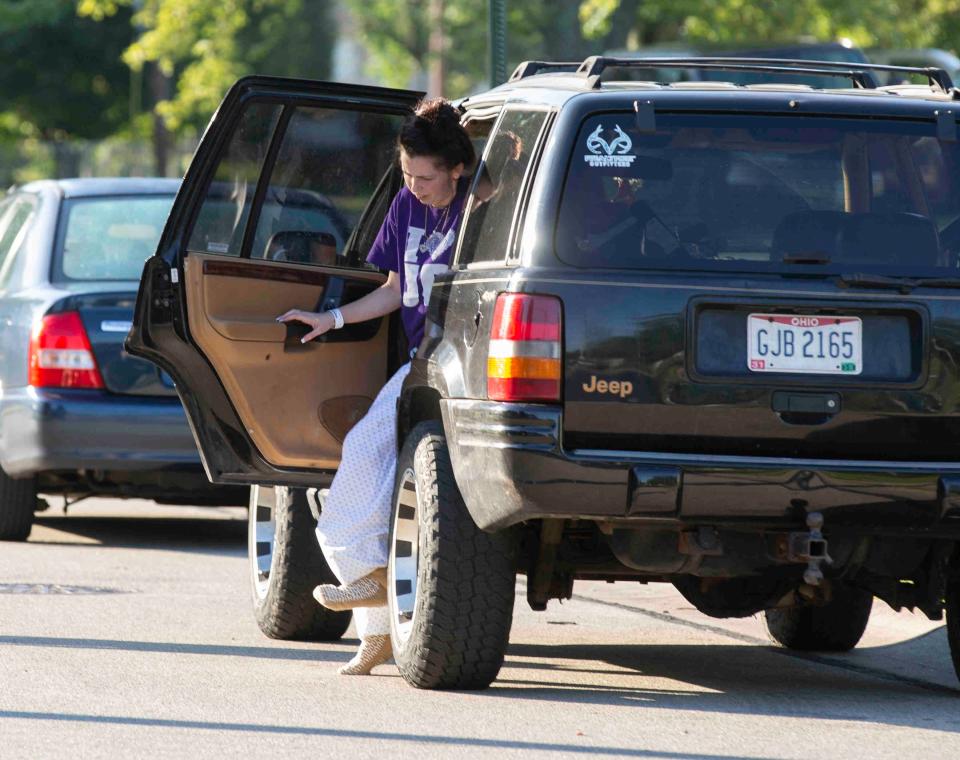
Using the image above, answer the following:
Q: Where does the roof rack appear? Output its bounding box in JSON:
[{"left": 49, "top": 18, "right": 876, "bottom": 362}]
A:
[
  {"left": 508, "top": 61, "right": 582, "bottom": 81},
  {"left": 574, "top": 56, "right": 957, "bottom": 94}
]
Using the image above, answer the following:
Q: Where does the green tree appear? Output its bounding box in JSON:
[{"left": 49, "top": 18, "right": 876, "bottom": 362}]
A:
[
  {"left": 579, "top": 0, "right": 960, "bottom": 51},
  {"left": 80, "top": 0, "right": 336, "bottom": 135},
  {"left": 345, "top": 0, "right": 642, "bottom": 94},
  {"left": 347, "top": 0, "right": 960, "bottom": 95},
  {"left": 0, "top": 0, "right": 135, "bottom": 177}
]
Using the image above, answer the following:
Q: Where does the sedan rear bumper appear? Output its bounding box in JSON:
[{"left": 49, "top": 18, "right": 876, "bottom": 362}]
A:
[
  {"left": 0, "top": 386, "right": 203, "bottom": 477},
  {"left": 441, "top": 399, "right": 960, "bottom": 534}
]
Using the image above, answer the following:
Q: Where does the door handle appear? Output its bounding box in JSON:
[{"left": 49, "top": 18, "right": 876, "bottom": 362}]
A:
[{"left": 771, "top": 391, "right": 840, "bottom": 425}]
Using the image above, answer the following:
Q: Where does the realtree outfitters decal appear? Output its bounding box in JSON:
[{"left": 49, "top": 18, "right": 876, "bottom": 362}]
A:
[{"left": 584, "top": 124, "right": 636, "bottom": 168}]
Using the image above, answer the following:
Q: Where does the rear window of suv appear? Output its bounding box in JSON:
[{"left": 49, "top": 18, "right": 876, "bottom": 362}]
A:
[{"left": 555, "top": 113, "right": 960, "bottom": 275}]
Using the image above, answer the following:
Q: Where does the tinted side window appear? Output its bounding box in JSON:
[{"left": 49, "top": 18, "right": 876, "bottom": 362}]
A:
[
  {"left": 187, "top": 102, "right": 283, "bottom": 256},
  {"left": 249, "top": 105, "right": 404, "bottom": 269},
  {"left": 458, "top": 110, "right": 546, "bottom": 265},
  {"left": 463, "top": 115, "right": 497, "bottom": 163}
]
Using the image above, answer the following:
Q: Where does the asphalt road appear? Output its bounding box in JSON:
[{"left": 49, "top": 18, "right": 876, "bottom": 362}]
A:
[{"left": 2, "top": 498, "right": 960, "bottom": 759}]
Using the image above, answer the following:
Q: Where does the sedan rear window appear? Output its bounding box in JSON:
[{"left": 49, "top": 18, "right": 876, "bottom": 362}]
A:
[
  {"left": 556, "top": 113, "right": 960, "bottom": 275},
  {"left": 57, "top": 195, "right": 174, "bottom": 281}
]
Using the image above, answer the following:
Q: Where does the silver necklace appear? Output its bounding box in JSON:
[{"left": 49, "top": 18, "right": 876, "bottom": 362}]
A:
[{"left": 418, "top": 198, "right": 453, "bottom": 256}]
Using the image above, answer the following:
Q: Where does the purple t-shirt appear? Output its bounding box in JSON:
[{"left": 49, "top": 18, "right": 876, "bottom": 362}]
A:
[{"left": 366, "top": 178, "right": 468, "bottom": 349}]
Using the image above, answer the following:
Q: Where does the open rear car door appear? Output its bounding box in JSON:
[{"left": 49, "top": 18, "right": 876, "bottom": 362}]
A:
[{"left": 127, "top": 77, "right": 423, "bottom": 486}]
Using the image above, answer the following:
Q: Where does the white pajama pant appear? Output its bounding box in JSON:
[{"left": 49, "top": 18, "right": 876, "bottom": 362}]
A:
[{"left": 315, "top": 362, "right": 411, "bottom": 638}]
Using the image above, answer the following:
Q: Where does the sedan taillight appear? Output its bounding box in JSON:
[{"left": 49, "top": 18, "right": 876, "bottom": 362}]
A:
[{"left": 28, "top": 311, "right": 105, "bottom": 389}]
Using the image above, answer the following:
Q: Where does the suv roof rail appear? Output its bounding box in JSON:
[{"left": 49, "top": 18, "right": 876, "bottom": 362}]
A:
[
  {"left": 573, "top": 56, "right": 957, "bottom": 94},
  {"left": 509, "top": 61, "right": 582, "bottom": 81}
]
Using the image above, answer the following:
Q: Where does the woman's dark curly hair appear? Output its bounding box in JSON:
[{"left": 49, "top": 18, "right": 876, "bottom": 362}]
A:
[{"left": 398, "top": 97, "right": 475, "bottom": 170}]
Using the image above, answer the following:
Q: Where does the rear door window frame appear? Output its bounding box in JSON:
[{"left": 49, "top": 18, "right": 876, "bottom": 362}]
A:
[
  {"left": 454, "top": 104, "right": 554, "bottom": 270},
  {"left": 182, "top": 96, "right": 417, "bottom": 275}
]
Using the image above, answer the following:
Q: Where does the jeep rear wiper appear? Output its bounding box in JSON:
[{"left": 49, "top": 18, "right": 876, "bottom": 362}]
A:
[{"left": 838, "top": 273, "right": 960, "bottom": 293}]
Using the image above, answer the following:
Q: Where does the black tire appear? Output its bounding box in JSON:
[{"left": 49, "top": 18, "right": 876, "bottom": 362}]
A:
[
  {"left": 0, "top": 468, "right": 36, "bottom": 542},
  {"left": 764, "top": 582, "right": 873, "bottom": 652},
  {"left": 947, "top": 576, "right": 960, "bottom": 684},
  {"left": 388, "top": 421, "right": 517, "bottom": 690},
  {"left": 248, "top": 485, "right": 351, "bottom": 641}
]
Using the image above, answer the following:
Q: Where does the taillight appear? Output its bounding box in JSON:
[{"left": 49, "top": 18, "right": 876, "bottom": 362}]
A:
[
  {"left": 28, "top": 311, "right": 105, "bottom": 389},
  {"left": 487, "top": 293, "right": 562, "bottom": 402}
]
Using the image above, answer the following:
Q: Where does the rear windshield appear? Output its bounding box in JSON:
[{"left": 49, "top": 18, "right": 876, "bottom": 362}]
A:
[
  {"left": 57, "top": 195, "right": 174, "bottom": 281},
  {"left": 556, "top": 114, "right": 960, "bottom": 275}
]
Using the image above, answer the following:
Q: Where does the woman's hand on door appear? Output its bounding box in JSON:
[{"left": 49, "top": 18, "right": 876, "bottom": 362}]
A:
[{"left": 276, "top": 309, "right": 335, "bottom": 343}]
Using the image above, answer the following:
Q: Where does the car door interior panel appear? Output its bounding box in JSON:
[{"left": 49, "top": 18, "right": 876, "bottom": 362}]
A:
[
  {"left": 128, "top": 78, "right": 424, "bottom": 482},
  {"left": 185, "top": 252, "right": 388, "bottom": 469}
]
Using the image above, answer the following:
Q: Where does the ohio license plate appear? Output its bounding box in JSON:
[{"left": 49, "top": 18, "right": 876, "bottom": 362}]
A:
[{"left": 747, "top": 314, "right": 862, "bottom": 375}]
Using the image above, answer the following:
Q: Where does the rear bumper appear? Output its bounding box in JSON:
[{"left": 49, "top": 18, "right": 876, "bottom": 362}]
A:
[
  {"left": 441, "top": 399, "right": 960, "bottom": 533},
  {"left": 0, "top": 386, "right": 203, "bottom": 477}
]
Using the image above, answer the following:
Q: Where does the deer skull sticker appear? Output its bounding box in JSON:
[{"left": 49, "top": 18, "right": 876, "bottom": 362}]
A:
[{"left": 584, "top": 124, "right": 636, "bottom": 168}]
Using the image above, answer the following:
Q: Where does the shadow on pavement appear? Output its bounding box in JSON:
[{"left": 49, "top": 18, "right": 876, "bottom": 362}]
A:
[
  {"left": 30, "top": 514, "right": 246, "bottom": 557},
  {"left": 0, "top": 709, "right": 771, "bottom": 759},
  {"left": 493, "top": 639, "right": 960, "bottom": 733},
  {"left": 3, "top": 618, "right": 956, "bottom": 749},
  {"left": 0, "top": 634, "right": 354, "bottom": 662}
]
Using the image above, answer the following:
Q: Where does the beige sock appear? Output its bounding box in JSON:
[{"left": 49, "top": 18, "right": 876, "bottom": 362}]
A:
[
  {"left": 338, "top": 634, "right": 392, "bottom": 675},
  {"left": 313, "top": 569, "right": 387, "bottom": 611}
]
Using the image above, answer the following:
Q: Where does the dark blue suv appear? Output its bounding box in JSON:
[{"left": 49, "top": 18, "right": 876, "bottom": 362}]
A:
[{"left": 129, "top": 60, "right": 960, "bottom": 689}]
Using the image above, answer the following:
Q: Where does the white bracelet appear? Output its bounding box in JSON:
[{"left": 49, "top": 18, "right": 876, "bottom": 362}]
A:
[{"left": 329, "top": 308, "right": 344, "bottom": 330}]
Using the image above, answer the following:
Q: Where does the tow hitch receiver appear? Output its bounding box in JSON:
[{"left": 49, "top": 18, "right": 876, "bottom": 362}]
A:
[{"left": 787, "top": 512, "right": 832, "bottom": 586}]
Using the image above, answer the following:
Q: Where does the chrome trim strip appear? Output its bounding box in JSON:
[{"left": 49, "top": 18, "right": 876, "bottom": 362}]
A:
[{"left": 570, "top": 447, "right": 960, "bottom": 473}]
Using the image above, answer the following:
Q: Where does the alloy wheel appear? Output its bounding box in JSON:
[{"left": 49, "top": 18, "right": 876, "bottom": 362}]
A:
[
  {"left": 248, "top": 484, "right": 280, "bottom": 600},
  {"left": 389, "top": 467, "right": 420, "bottom": 646}
]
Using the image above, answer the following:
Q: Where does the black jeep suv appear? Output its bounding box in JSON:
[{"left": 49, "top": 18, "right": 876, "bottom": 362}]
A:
[{"left": 128, "top": 57, "right": 960, "bottom": 690}]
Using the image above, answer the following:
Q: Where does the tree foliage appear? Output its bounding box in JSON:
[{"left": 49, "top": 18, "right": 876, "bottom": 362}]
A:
[
  {"left": 0, "top": 0, "right": 133, "bottom": 141},
  {"left": 578, "top": 0, "right": 960, "bottom": 51},
  {"left": 343, "top": 0, "right": 644, "bottom": 93},
  {"left": 12, "top": 0, "right": 960, "bottom": 149},
  {"left": 79, "top": 0, "right": 335, "bottom": 133},
  {"left": 345, "top": 0, "right": 960, "bottom": 94}
]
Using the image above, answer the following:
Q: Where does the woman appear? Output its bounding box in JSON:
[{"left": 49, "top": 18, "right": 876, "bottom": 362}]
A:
[{"left": 277, "top": 98, "right": 475, "bottom": 676}]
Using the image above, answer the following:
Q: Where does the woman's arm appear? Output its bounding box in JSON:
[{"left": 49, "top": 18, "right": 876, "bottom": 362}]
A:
[{"left": 277, "top": 270, "right": 402, "bottom": 343}]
